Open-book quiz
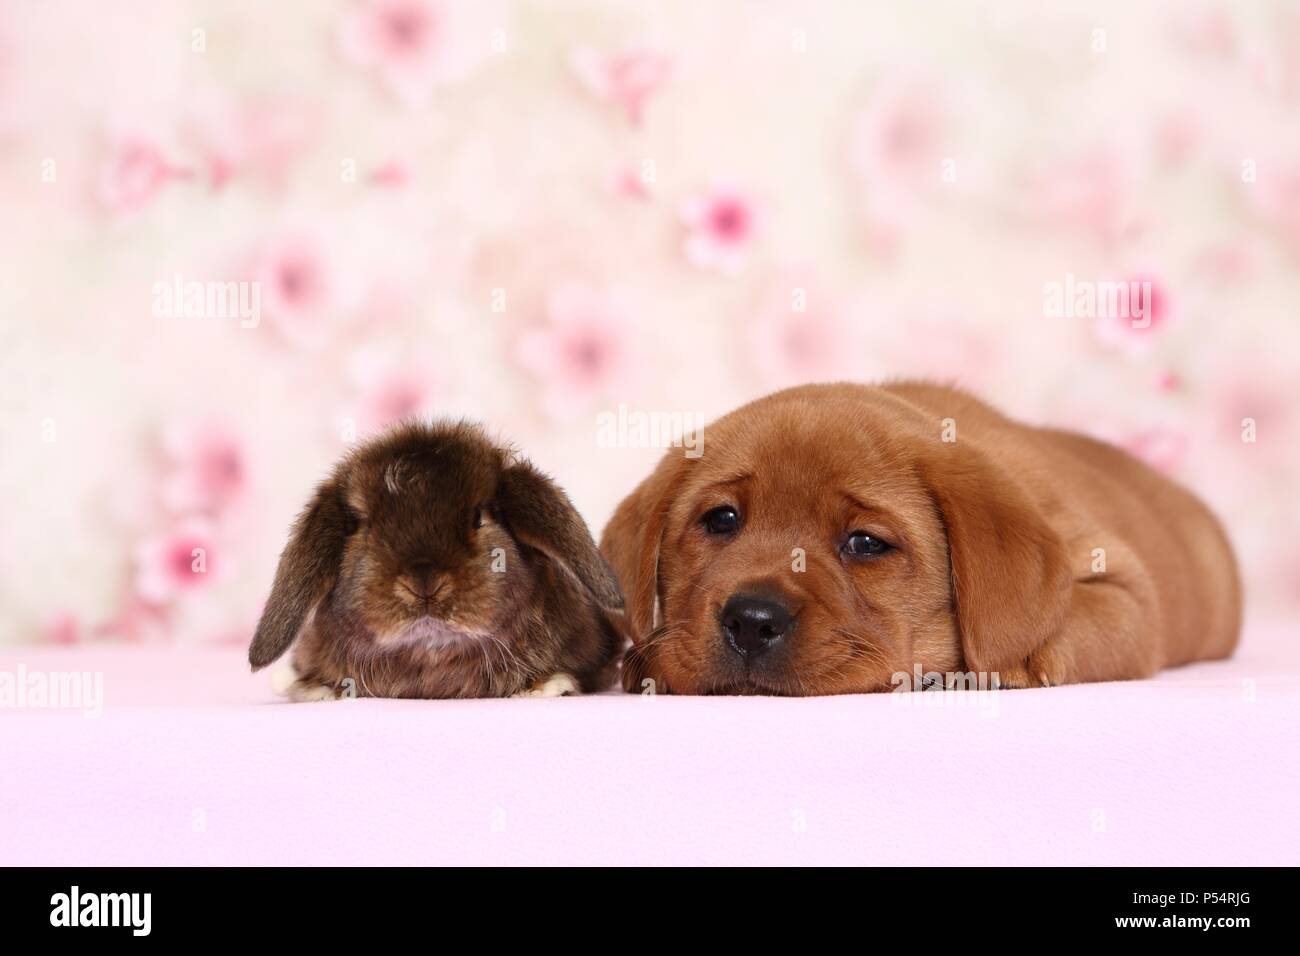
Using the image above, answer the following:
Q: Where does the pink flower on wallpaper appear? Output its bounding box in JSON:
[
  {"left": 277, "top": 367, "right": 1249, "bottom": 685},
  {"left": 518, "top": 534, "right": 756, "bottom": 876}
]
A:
[
  {"left": 338, "top": 0, "right": 503, "bottom": 107},
  {"left": 1090, "top": 275, "right": 1174, "bottom": 356},
  {"left": 883, "top": 312, "right": 997, "bottom": 389},
  {"left": 1193, "top": 239, "right": 1259, "bottom": 283},
  {"left": 370, "top": 160, "right": 411, "bottom": 187},
  {"left": 346, "top": 349, "right": 438, "bottom": 437},
  {"left": 134, "top": 519, "right": 222, "bottom": 606},
  {"left": 514, "top": 284, "right": 633, "bottom": 416},
  {"left": 1155, "top": 370, "right": 1183, "bottom": 393},
  {"left": 571, "top": 46, "right": 670, "bottom": 126},
  {"left": 1169, "top": 5, "right": 1236, "bottom": 59},
  {"left": 42, "top": 612, "right": 83, "bottom": 646},
  {"left": 681, "top": 186, "right": 759, "bottom": 274},
  {"left": 748, "top": 281, "right": 857, "bottom": 387},
  {"left": 98, "top": 133, "right": 190, "bottom": 214},
  {"left": 254, "top": 232, "right": 337, "bottom": 348},
  {"left": 1122, "top": 426, "right": 1189, "bottom": 474},
  {"left": 1022, "top": 144, "right": 1144, "bottom": 245},
  {"left": 95, "top": 597, "right": 171, "bottom": 644},
  {"left": 849, "top": 74, "right": 951, "bottom": 229},
  {"left": 1243, "top": 157, "right": 1300, "bottom": 252},
  {"left": 852, "top": 78, "right": 946, "bottom": 180},
  {"left": 611, "top": 163, "right": 653, "bottom": 200},
  {"left": 161, "top": 419, "right": 247, "bottom": 516},
  {"left": 364, "top": 376, "right": 428, "bottom": 428},
  {"left": 187, "top": 95, "right": 320, "bottom": 191},
  {"left": 1215, "top": 373, "right": 1295, "bottom": 450},
  {"left": 1155, "top": 111, "right": 1200, "bottom": 169}
]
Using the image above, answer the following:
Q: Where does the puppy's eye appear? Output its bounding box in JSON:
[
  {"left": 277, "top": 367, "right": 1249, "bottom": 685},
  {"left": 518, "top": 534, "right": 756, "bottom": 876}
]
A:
[
  {"left": 701, "top": 506, "right": 741, "bottom": 536},
  {"left": 343, "top": 513, "right": 361, "bottom": 537},
  {"left": 843, "top": 531, "right": 891, "bottom": 558},
  {"left": 472, "top": 506, "right": 484, "bottom": 530}
]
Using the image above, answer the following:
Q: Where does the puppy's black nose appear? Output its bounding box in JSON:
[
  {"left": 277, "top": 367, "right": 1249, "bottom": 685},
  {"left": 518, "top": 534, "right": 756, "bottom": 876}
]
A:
[{"left": 721, "top": 595, "right": 792, "bottom": 658}]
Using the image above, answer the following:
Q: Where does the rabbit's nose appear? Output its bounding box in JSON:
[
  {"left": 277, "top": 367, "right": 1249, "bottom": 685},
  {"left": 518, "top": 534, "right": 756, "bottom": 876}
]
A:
[{"left": 398, "top": 564, "right": 449, "bottom": 604}]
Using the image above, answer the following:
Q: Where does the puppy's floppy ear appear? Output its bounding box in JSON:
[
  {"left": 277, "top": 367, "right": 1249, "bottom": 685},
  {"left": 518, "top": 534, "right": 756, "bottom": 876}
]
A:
[
  {"left": 498, "top": 463, "right": 623, "bottom": 611},
  {"left": 917, "top": 443, "right": 1072, "bottom": 674},
  {"left": 249, "top": 479, "right": 351, "bottom": 670},
  {"left": 599, "top": 452, "right": 685, "bottom": 641}
]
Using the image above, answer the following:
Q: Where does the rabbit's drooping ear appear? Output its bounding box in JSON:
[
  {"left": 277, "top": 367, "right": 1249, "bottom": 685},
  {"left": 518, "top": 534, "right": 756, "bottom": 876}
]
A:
[
  {"left": 498, "top": 463, "right": 624, "bottom": 611},
  {"left": 248, "top": 480, "right": 351, "bottom": 670},
  {"left": 917, "top": 442, "right": 1073, "bottom": 674}
]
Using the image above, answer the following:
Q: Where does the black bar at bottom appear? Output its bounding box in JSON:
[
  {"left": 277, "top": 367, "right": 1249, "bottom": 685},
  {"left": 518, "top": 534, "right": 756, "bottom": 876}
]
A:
[{"left": 0, "top": 866, "right": 1284, "bottom": 941}]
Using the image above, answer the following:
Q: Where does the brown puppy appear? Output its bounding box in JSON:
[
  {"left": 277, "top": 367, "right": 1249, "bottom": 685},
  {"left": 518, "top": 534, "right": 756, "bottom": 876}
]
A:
[{"left": 602, "top": 382, "right": 1241, "bottom": 694}]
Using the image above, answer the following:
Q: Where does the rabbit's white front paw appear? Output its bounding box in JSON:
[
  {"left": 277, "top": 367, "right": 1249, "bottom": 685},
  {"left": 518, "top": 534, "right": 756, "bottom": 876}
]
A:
[
  {"left": 268, "top": 658, "right": 299, "bottom": 696},
  {"left": 512, "top": 673, "right": 580, "bottom": 698},
  {"left": 269, "top": 658, "right": 337, "bottom": 702},
  {"left": 288, "top": 681, "right": 338, "bottom": 702}
]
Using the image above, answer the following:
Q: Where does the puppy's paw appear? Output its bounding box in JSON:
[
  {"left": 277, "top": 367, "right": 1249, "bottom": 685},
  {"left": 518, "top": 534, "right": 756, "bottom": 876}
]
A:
[
  {"left": 995, "top": 644, "right": 1073, "bottom": 689},
  {"left": 513, "top": 672, "right": 580, "bottom": 698}
]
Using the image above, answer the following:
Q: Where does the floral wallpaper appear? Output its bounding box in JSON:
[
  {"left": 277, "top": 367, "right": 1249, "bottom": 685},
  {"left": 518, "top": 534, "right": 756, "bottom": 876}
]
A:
[{"left": 1, "top": 0, "right": 1298, "bottom": 647}]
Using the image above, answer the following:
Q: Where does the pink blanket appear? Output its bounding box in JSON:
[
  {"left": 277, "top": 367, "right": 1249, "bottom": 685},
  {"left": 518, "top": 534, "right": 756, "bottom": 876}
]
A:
[{"left": 3, "top": 628, "right": 1297, "bottom": 865}]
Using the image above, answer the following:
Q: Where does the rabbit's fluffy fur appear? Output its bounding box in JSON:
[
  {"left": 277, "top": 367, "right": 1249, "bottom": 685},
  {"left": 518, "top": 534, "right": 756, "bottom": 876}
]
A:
[{"left": 250, "top": 421, "right": 624, "bottom": 700}]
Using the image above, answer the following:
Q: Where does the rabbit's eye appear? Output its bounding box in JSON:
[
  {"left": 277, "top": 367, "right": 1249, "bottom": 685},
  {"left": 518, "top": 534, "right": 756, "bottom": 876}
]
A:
[{"left": 473, "top": 506, "right": 484, "bottom": 530}]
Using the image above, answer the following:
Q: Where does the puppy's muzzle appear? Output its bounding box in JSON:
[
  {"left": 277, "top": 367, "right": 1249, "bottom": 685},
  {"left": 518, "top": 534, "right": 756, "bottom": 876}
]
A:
[{"left": 721, "top": 594, "right": 793, "bottom": 659}]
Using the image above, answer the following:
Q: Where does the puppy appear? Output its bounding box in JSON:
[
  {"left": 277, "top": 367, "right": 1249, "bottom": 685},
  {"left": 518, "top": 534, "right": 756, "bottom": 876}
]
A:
[{"left": 602, "top": 382, "right": 1241, "bottom": 694}]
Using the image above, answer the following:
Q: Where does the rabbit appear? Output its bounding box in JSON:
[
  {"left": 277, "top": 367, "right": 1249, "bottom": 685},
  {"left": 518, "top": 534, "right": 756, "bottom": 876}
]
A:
[{"left": 248, "top": 420, "right": 625, "bottom": 701}]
